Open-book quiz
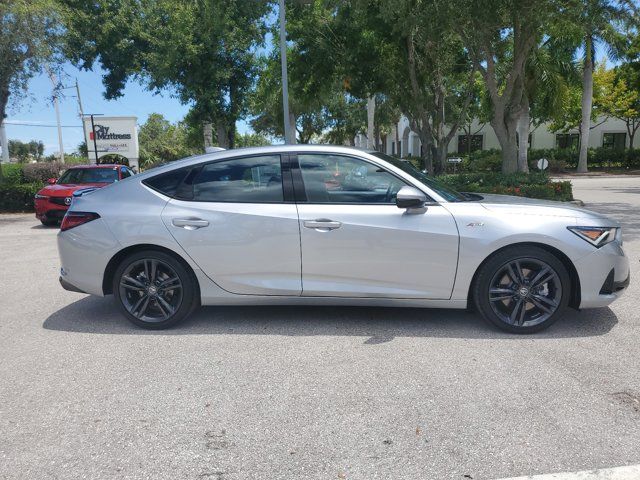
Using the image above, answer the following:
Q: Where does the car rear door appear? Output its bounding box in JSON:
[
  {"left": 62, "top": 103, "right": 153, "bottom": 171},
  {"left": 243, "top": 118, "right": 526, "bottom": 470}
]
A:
[
  {"left": 161, "top": 154, "right": 302, "bottom": 296},
  {"left": 293, "top": 152, "right": 459, "bottom": 299}
]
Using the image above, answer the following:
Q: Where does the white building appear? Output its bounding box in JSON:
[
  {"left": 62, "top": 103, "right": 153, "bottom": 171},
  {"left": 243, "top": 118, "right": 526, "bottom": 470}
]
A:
[{"left": 355, "top": 116, "right": 638, "bottom": 156}]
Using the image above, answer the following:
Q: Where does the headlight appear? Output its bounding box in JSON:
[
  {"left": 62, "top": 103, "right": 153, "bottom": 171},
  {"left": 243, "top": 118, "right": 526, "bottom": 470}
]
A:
[
  {"left": 568, "top": 226, "right": 619, "bottom": 248},
  {"left": 34, "top": 194, "right": 49, "bottom": 200}
]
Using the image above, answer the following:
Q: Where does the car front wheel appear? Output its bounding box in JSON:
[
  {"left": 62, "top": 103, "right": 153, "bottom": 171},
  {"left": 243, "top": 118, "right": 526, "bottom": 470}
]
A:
[
  {"left": 473, "top": 246, "right": 570, "bottom": 333},
  {"left": 113, "top": 250, "right": 198, "bottom": 329}
]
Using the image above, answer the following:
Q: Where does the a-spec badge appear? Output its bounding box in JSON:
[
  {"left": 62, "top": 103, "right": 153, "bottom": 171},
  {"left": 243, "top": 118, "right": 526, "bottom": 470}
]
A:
[{"left": 467, "top": 222, "right": 484, "bottom": 227}]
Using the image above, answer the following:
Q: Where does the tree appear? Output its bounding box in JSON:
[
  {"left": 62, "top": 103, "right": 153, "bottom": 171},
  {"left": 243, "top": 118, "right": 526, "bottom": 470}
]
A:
[
  {"left": 235, "top": 132, "right": 271, "bottom": 148},
  {"left": 8, "top": 139, "right": 45, "bottom": 162},
  {"left": 549, "top": 62, "right": 608, "bottom": 135},
  {"left": 454, "top": 0, "right": 566, "bottom": 172},
  {"left": 599, "top": 66, "right": 640, "bottom": 149},
  {"left": 63, "top": 0, "right": 270, "bottom": 149},
  {"left": 518, "top": 37, "right": 579, "bottom": 171},
  {"left": 568, "top": 0, "right": 629, "bottom": 172},
  {"left": 0, "top": 0, "right": 62, "bottom": 179},
  {"left": 138, "top": 113, "right": 196, "bottom": 167}
]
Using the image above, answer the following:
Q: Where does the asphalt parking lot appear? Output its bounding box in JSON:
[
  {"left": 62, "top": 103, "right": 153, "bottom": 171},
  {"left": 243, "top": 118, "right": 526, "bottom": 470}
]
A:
[{"left": 1, "top": 176, "right": 639, "bottom": 480}]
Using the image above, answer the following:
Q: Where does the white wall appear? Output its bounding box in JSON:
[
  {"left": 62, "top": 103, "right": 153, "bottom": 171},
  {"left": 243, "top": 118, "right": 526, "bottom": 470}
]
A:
[{"left": 375, "top": 116, "right": 638, "bottom": 156}]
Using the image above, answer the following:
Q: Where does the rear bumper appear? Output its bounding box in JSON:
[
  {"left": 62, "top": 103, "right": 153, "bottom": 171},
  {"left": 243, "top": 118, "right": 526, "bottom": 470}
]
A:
[{"left": 59, "top": 276, "right": 87, "bottom": 294}]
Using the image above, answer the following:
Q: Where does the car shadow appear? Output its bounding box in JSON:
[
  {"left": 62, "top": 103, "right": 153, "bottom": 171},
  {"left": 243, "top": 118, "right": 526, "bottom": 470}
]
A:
[{"left": 43, "top": 296, "right": 618, "bottom": 341}]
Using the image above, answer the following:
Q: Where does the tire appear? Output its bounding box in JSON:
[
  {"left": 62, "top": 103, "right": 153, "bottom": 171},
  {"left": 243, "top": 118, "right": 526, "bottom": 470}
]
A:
[
  {"left": 40, "top": 218, "right": 58, "bottom": 227},
  {"left": 112, "top": 250, "right": 199, "bottom": 329},
  {"left": 473, "top": 245, "right": 571, "bottom": 333}
]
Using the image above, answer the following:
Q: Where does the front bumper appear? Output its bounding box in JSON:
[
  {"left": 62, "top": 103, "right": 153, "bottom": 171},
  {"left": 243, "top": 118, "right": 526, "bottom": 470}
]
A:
[
  {"left": 35, "top": 198, "right": 69, "bottom": 221},
  {"left": 574, "top": 241, "right": 630, "bottom": 308}
]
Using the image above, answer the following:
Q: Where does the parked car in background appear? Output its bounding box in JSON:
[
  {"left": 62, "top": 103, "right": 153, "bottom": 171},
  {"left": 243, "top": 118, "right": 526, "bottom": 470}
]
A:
[
  {"left": 57, "top": 146, "right": 629, "bottom": 333},
  {"left": 35, "top": 164, "right": 135, "bottom": 226}
]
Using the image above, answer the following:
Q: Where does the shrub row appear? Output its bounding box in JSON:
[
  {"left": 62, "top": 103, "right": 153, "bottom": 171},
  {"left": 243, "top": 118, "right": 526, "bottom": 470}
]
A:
[
  {"left": 438, "top": 172, "right": 573, "bottom": 201},
  {"left": 446, "top": 147, "right": 640, "bottom": 173},
  {"left": 1, "top": 162, "right": 65, "bottom": 185},
  {"left": 0, "top": 183, "right": 42, "bottom": 212}
]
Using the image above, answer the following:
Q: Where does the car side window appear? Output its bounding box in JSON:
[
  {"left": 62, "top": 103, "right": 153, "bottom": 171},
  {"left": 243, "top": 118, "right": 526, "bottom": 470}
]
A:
[
  {"left": 297, "top": 154, "right": 408, "bottom": 204},
  {"left": 191, "top": 155, "right": 284, "bottom": 203},
  {"left": 120, "top": 167, "right": 132, "bottom": 179}
]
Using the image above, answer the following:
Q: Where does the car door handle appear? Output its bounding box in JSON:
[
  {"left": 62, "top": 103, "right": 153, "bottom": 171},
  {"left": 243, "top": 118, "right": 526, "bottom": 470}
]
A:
[
  {"left": 303, "top": 219, "right": 342, "bottom": 231},
  {"left": 172, "top": 218, "right": 209, "bottom": 230}
]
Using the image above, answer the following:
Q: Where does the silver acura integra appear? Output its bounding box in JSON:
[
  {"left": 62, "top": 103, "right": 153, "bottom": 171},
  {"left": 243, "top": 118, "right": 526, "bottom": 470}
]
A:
[{"left": 57, "top": 145, "right": 629, "bottom": 333}]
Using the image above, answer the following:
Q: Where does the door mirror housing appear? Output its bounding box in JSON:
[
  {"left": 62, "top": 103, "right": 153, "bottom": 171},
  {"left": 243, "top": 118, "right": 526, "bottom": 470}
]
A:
[
  {"left": 396, "top": 186, "right": 427, "bottom": 209},
  {"left": 47, "top": 178, "right": 57, "bottom": 185}
]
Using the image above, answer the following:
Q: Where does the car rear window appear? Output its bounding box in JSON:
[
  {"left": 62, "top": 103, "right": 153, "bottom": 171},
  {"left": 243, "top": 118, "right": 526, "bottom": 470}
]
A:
[{"left": 142, "top": 168, "right": 190, "bottom": 197}]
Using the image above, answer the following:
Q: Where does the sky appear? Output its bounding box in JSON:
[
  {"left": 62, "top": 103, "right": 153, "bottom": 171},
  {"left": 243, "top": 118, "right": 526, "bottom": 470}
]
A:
[{"left": 4, "top": 63, "right": 252, "bottom": 156}]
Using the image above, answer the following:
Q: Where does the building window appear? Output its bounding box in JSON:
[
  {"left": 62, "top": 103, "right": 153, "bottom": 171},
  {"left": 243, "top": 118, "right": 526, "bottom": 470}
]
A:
[
  {"left": 457, "top": 135, "right": 483, "bottom": 153},
  {"left": 602, "top": 132, "right": 626, "bottom": 150},
  {"left": 555, "top": 134, "right": 580, "bottom": 149}
]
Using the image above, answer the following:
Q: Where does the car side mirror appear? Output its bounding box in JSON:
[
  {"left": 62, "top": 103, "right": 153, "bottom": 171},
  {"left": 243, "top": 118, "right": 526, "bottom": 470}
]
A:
[
  {"left": 396, "top": 186, "right": 427, "bottom": 210},
  {"left": 47, "top": 178, "right": 57, "bottom": 185}
]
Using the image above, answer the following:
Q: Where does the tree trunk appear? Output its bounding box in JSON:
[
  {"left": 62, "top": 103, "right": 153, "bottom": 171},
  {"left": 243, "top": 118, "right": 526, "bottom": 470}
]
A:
[
  {"left": 578, "top": 35, "right": 594, "bottom": 173},
  {"left": 366, "top": 95, "right": 375, "bottom": 150},
  {"left": 216, "top": 122, "right": 229, "bottom": 149},
  {"left": 203, "top": 123, "right": 214, "bottom": 150},
  {"left": 517, "top": 95, "right": 530, "bottom": 173},
  {"left": 492, "top": 120, "right": 519, "bottom": 173},
  {"left": 288, "top": 112, "right": 297, "bottom": 144}
]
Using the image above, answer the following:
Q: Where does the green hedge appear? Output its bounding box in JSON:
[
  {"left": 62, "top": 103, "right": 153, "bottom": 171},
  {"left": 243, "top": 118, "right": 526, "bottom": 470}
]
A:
[
  {"left": 438, "top": 172, "right": 573, "bottom": 201},
  {"left": 445, "top": 147, "right": 640, "bottom": 173},
  {"left": 0, "top": 183, "right": 42, "bottom": 212}
]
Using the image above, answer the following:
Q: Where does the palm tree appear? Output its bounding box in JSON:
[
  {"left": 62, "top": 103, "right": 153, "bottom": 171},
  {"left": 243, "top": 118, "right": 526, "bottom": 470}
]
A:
[
  {"left": 518, "top": 38, "right": 579, "bottom": 172},
  {"left": 573, "top": 0, "right": 628, "bottom": 173}
]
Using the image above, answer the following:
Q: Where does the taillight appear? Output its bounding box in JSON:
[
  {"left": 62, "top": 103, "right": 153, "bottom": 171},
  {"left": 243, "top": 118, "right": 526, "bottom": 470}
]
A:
[{"left": 60, "top": 212, "right": 100, "bottom": 231}]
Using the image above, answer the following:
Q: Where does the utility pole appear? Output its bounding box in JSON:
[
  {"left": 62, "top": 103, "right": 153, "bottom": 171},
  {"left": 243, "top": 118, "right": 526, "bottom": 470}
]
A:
[
  {"left": 0, "top": 120, "right": 9, "bottom": 164},
  {"left": 46, "top": 67, "right": 65, "bottom": 163},
  {"left": 278, "top": 0, "right": 296, "bottom": 145},
  {"left": 75, "top": 79, "right": 89, "bottom": 160}
]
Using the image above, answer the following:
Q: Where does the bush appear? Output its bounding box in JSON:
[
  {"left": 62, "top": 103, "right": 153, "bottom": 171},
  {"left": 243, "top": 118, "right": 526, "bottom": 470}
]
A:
[
  {"left": 22, "top": 161, "right": 65, "bottom": 183},
  {"left": 0, "top": 183, "right": 42, "bottom": 212},
  {"left": 0, "top": 163, "right": 25, "bottom": 185},
  {"left": 438, "top": 172, "right": 573, "bottom": 201}
]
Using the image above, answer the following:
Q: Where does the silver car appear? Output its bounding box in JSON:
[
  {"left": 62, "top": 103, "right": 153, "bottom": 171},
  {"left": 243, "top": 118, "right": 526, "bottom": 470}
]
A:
[{"left": 57, "top": 145, "right": 630, "bottom": 333}]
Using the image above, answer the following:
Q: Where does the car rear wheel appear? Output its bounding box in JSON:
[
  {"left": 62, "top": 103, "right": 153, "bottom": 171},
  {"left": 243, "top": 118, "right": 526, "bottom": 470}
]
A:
[
  {"left": 113, "top": 250, "right": 199, "bottom": 329},
  {"left": 473, "top": 246, "right": 570, "bottom": 333}
]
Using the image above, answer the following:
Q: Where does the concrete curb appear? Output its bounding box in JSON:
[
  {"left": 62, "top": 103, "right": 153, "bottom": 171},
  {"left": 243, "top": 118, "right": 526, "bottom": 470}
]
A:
[{"left": 495, "top": 464, "right": 640, "bottom": 480}]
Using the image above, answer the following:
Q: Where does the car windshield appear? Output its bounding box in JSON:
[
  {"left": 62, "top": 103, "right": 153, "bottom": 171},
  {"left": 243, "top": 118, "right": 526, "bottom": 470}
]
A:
[
  {"left": 58, "top": 168, "right": 118, "bottom": 184},
  {"left": 370, "top": 152, "right": 467, "bottom": 202}
]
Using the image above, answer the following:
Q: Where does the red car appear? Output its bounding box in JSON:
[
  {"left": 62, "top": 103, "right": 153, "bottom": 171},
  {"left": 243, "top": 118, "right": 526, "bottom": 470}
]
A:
[{"left": 35, "top": 164, "right": 135, "bottom": 226}]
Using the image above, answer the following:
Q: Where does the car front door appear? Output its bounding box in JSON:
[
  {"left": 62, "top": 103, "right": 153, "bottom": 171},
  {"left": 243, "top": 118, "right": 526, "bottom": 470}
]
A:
[
  {"left": 294, "top": 153, "right": 459, "bottom": 299},
  {"left": 161, "top": 154, "right": 302, "bottom": 296}
]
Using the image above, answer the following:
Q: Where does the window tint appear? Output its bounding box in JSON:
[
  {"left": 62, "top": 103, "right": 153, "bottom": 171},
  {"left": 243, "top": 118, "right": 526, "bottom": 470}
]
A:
[
  {"left": 192, "top": 155, "right": 283, "bottom": 203},
  {"left": 58, "top": 168, "right": 119, "bottom": 184},
  {"left": 298, "top": 154, "right": 407, "bottom": 204},
  {"left": 143, "top": 168, "right": 190, "bottom": 197}
]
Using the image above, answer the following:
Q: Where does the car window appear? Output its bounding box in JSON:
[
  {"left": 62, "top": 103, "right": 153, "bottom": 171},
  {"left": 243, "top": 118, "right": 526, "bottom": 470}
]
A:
[
  {"left": 58, "top": 168, "right": 119, "bottom": 184},
  {"left": 297, "top": 154, "right": 408, "bottom": 204},
  {"left": 120, "top": 167, "right": 132, "bottom": 179},
  {"left": 191, "top": 155, "right": 283, "bottom": 203},
  {"left": 143, "top": 168, "right": 190, "bottom": 197}
]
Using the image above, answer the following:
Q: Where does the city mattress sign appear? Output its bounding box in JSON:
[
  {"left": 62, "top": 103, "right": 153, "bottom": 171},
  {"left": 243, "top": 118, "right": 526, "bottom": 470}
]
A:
[{"left": 83, "top": 116, "right": 139, "bottom": 168}]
